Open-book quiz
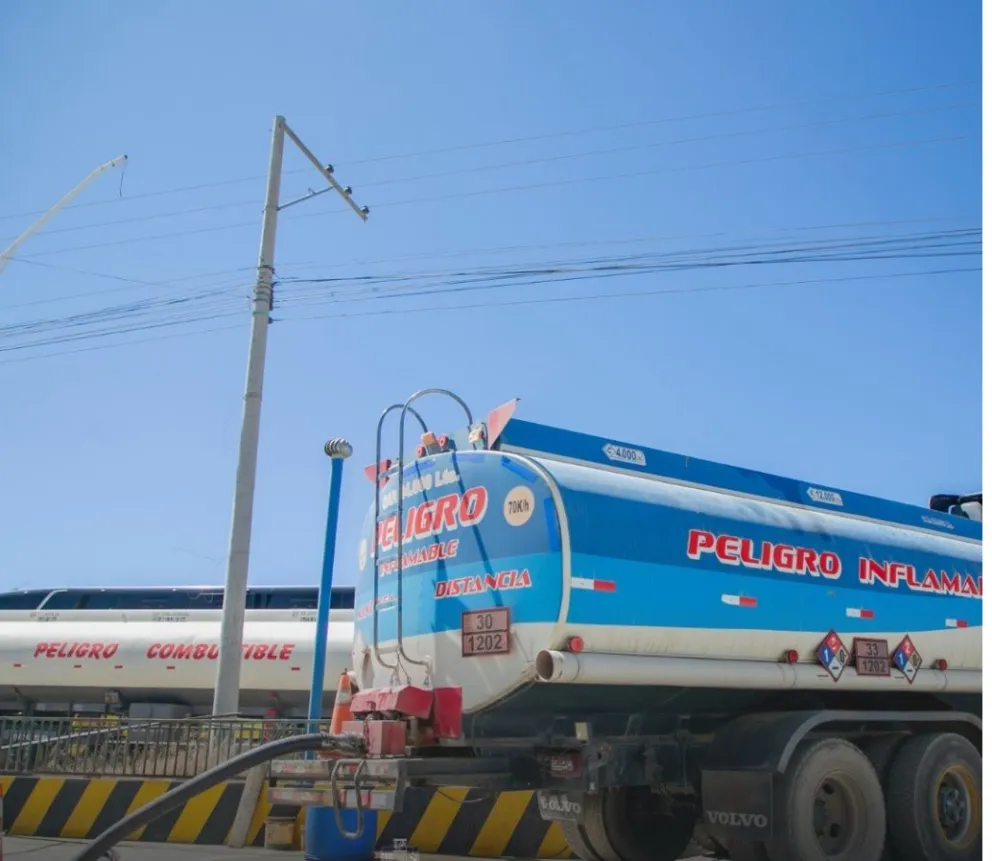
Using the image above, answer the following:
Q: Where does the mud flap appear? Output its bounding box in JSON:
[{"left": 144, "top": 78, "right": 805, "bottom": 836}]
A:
[{"left": 700, "top": 769, "right": 773, "bottom": 844}]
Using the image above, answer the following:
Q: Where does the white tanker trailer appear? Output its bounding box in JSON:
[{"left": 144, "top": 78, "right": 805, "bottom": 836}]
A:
[{"left": 0, "top": 609, "right": 354, "bottom": 716}]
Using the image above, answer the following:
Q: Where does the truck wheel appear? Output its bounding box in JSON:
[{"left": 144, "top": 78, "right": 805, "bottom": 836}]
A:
[
  {"left": 765, "top": 737, "right": 886, "bottom": 861},
  {"left": 860, "top": 734, "right": 908, "bottom": 861},
  {"left": 559, "top": 820, "right": 609, "bottom": 861},
  {"left": 885, "top": 732, "right": 981, "bottom": 861},
  {"left": 578, "top": 787, "right": 695, "bottom": 861}
]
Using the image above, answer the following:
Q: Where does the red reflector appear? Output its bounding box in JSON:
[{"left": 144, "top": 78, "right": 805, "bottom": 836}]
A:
[
  {"left": 935, "top": 658, "right": 949, "bottom": 671},
  {"left": 784, "top": 649, "right": 800, "bottom": 664},
  {"left": 567, "top": 636, "right": 584, "bottom": 653}
]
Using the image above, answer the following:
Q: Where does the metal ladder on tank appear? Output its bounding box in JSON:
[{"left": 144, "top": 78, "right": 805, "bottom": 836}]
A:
[{"left": 369, "top": 388, "right": 477, "bottom": 684}]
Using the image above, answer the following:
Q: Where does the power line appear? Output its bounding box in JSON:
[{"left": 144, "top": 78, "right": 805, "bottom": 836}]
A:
[
  {"left": 252, "top": 215, "right": 983, "bottom": 279},
  {"left": 2, "top": 230, "right": 978, "bottom": 351},
  {"left": 0, "top": 215, "right": 977, "bottom": 312},
  {"left": 1, "top": 99, "right": 976, "bottom": 244},
  {"left": 285, "top": 266, "right": 979, "bottom": 323},
  {"left": 10, "top": 133, "right": 976, "bottom": 261},
  {"left": 0, "top": 266, "right": 976, "bottom": 366},
  {"left": 0, "top": 77, "right": 978, "bottom": 224}
]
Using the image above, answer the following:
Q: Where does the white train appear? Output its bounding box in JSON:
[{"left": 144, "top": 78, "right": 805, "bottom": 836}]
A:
[{"left": 0, "top": 586, "right": 355, "bottom": 717}]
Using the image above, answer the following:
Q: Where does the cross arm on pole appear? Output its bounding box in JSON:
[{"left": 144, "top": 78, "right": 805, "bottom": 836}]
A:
[{"left": 282, "top": 122, "right": 370, "bottom": 222}]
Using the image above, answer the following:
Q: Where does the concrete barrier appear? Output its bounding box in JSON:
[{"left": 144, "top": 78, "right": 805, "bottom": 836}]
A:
[{"left": 0, "top": 776, "right": 573, "bottom": 857}]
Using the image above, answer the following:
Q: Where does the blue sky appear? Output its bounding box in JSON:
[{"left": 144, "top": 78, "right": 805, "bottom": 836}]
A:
[{"left": 0, "top": 2, "right": 981, "bottom": 590}]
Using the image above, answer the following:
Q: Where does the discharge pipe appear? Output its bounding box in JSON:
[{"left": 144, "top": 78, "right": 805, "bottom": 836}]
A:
[{"left": 70, "top": 731, "right": 364, "bottom": 861}]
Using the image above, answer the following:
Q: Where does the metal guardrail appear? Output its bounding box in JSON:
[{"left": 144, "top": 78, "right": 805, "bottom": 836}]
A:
[{"left": 0, "top": 715, "right": 317, "bottom": 778}]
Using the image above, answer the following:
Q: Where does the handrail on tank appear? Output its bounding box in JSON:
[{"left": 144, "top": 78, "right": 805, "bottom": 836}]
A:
[
  {"left": 377, "top": 389, "right": 474, "bottom": 679},
  {"left": 371, "top": 404, "right": 429, "bottom": 673}
]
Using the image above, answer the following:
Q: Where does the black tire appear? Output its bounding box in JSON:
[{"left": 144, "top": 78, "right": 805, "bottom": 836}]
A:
[
  {"left": 765, "top": 737, "right": 886, "bottom": 861},
  {"left": 860, "top": 734, "right": 909, "bottom": 861},
  {"left": 885, "top": 732, "right": 981, "bottom": 861},
  {"left": 577, "top": 787, "right": 696, "bottom": 861},
  {"left": 560, "top": 819, "right": 609, "bottom": 861},
  {"left": 861, "top": 733, "right": 909, "bottom": 785}
]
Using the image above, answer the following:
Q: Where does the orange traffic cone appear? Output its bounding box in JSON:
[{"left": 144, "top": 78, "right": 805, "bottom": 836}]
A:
[
  {"left": 330, "top": 669, "right": 356, "bottom": 734},
  {"left": 319, "top": 670, "right": 357, "bottom": 759}
]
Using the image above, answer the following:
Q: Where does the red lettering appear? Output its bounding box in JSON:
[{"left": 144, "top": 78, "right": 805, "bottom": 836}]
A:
[
  {"left": 208, "top": 645, "right": 219, "bottom": 659},
  {"left": 434, "top": 569, "right": 533, "bottom": 600},
  {"left": 715, "top": 535, "right": 742, "bottom": 564},
  {"left": 459, "top": 487, "right": 488, "bottom": 525},
  {"left": 279, "top": 645, "right": 294, "bottom": 661},
  {"left": 860, "top": 558, "right": 888, "bottom": 585},
  {"left": 906, "top": 565, "right": 923, "bottom": 589},
  {"left": 147, "top": 643, "right": 160, "bottom": 659},
  {"left": 413, "top": 501, "right": 435, "bottom": 536},
  {"left": 773, "top": 545, "right": 796, "bottom": 572},
  {"left": 402, "top": 506, "right": 418, "bottom": 542},
  {"left": 160, "top": 643, "right": 175, "bottom": 659},
  {"left": 941, "top": 571, "right": 962, "bottom": 594},
  {"left": 175, "top": 644, "right": 194, "bottom": 659},
  {"left": 795, "top": 548, "right": 818, "bottom": 575},
  {"left": 193, "top": 644, "right": 208, "bottom": 660},
  {"left": 433, "top": 494, "right": 459, "bottom": 533},
  {"left": 251, "top": 644, "right": 268, "bottom": 660},
  {"left": 739, "top": 539, "right": 763, "bottom": 567},
  {"left": 687, "top": 529, "right": 716, "bottom": 559},
  {"left": 33, "top": 641, "right": 120, "bottom": 660},
  {"left": 963, "top": 575, "right": 980, "bottom": 597},
  {"left": 921, "top": 569, "right": 941, "bottom": 592},
  {"left": 819, "top": 553, "right": 841, "bottom": 579}
]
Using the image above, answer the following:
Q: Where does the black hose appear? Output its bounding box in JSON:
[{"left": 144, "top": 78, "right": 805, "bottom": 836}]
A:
[{"left": 70, "top": 731, "right": 365, "bottom": 861}]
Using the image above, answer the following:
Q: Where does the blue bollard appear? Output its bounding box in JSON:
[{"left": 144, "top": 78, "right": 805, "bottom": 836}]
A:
[{"left": 304, "top": 805, "right": 377, "bottom": 861}]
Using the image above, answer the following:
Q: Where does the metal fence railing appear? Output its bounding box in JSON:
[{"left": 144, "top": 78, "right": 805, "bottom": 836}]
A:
[{"left": 0, "top": 716, "right": 316, "bottom": 778}]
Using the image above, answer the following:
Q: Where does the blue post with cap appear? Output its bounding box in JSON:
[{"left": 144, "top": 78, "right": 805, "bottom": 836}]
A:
[{"left": 307, "top": 437, "right": 352, "bottom": 749}]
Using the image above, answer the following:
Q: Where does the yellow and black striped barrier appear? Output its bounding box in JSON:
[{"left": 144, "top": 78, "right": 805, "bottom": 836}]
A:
[
  {"left": 0, "top": 776, "right": 574, "bottom": 856},
  {"left": 0, "top": 775, "right": 244, "bottom": 844}
]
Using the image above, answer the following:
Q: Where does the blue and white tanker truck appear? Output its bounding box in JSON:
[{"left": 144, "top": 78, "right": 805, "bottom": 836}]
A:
[{"left": 277, "top": 390, "right": 982, "bottom": 861}]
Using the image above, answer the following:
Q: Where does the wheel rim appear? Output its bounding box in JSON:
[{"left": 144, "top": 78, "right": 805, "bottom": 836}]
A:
[
  {"left": 935, "top": 765, "right": 980, "bottom": 847},
  {"left": 812, "top": 775, "right": 861, "bottom": 857}
]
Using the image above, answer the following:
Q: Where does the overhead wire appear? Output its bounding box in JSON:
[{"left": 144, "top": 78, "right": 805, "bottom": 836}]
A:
[
  {"left": 0, "top": 99, "right": 977, "bottom": 244},
  {"left": 0, "top": 76, "right": 978, "bottom": 223},
  {"left": 0, "top": 265, "right": 976, "bottom": 367},
  {"left": 2, "top": 215, "right": 977, "bottom": 310},
  {"left": 7, "top": 132, "right": 977, "bottom": 261},
  {"left": 1, "top": 229, "right": 979, "bottom": 356}
]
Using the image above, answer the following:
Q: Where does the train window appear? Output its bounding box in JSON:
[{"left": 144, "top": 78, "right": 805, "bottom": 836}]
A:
[
  {"left": 82, "top": 590, "right": 178, "bottom": 610},
  {"left": 42, "top": 590, "right": 86, "bottom": 610},
  {"left": 331, "top": 588, "right": 355, "bottom": 609},
  {"left": 263, "top": 588, "right": 319, "bottom": 610},
  {"left": 189, "top": 591, "right": 224, "bottom": 609},
  {"left": 0, "top": 589, "right": 51, "bottom": 610}
]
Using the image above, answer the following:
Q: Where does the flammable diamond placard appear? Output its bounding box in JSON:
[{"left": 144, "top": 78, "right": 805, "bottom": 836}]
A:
[
  {"left": 892, "top": 635, "right": 923, "bottom": 684},
  {"left": 817, "top": 629, "right": 850, "bottom": 682}
]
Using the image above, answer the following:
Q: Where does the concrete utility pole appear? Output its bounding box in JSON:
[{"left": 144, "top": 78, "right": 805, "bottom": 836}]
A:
[{"left": 212, "top": 116, "right": 369, "bottom": 718}]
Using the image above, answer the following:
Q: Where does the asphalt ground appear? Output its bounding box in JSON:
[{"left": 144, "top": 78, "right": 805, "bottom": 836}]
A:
[{"left": 2, "top": 836, "right": 713, "bottom": 861}]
